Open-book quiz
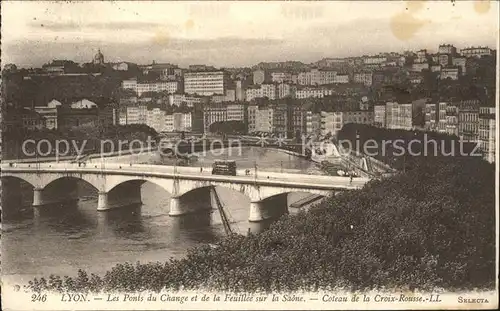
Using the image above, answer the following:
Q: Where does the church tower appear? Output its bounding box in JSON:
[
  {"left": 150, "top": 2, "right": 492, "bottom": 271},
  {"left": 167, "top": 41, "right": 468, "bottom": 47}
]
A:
[{"left": 93, "top": 49, "right": 105, "bottom": 65}]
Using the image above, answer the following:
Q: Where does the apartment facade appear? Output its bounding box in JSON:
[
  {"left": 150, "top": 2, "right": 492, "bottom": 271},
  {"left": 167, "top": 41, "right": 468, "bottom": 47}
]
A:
[
  {"left": 184, "top": 71, "right": 229, "bottom": 96},
  {"left": 122, "top": 79, "right": 180, "bottom": 96},
  {"left": 374, "top": 105, "right": 386, "bottom": 128},
  {"left": 386, "top": 102, "right": 412, "bottom": 130},
  {"left": 296, "top": 87, "right": 334, "bottom": 99},
  {"left": 458, "top": 101, "right": 480, "bottom": 142},
  {"left": 353, "top": 72, "right": 373, "bottom": 86},
  {"left": 478, "top": 107, "right": 495, "bottom": 163},
  {"left": 460, "top": 46, "right": 492, "bottom": 58},
  {"left": 440, "top": 68, "right": 460, "bottom": 80},
  {"left": 305, "top": 111, "right": 321, "bottom": 136},
  {"left": 226, "top": 103, "right": 248, "bottom": 123},
  {"left": 203, "top": 103, "right": 227, "bottom": 133},
  {"left": 445, "top": 104, "right": 459, "bottom": 136}
]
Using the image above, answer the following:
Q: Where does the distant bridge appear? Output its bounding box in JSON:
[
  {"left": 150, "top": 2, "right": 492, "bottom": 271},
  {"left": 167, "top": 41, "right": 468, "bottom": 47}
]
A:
[{"left": 1, "top": 162, "right": 370, "bottom": 222}]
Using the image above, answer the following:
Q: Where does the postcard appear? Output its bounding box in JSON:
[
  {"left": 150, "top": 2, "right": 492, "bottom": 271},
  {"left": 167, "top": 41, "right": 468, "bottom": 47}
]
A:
[{"left": 1, "top": 1, "right": 498, "bottom": 310}]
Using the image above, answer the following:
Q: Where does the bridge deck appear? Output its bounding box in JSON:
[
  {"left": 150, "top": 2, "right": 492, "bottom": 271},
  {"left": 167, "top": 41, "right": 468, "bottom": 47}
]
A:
[{"left": 2, "top": 162, "right": 369, "bottom": 190}]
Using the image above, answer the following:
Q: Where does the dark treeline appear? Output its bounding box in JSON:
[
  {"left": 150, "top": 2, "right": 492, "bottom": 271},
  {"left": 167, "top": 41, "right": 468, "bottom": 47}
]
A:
[
  {"left": 337, "top": 123, "right": 481, "bottom": 171},
  {"left": 26, "top": 143, "right": 495, "bottom": 292},
  {"left": 2, "top": 124, "right": 158, "bottom": 159},
  {"left": 208, "top": 121, "right": 246, "bottom": 134}
]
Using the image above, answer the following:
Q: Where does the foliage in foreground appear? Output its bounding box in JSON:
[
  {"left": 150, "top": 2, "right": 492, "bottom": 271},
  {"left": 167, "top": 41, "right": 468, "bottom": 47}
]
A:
[{"left": 26, "top": 157, "right": 495, "bottom": 293}]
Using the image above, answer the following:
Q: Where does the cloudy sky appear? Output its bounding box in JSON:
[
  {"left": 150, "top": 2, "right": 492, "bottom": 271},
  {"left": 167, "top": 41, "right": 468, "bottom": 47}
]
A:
[{"left": 1, "top": 1, "right": 498, "bottom": 68}]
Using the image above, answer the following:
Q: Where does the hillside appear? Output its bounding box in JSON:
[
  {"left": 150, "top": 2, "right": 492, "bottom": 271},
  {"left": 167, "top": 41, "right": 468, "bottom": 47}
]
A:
[{"left": 26, "top": 154, "right": 495, "bottom": 292}]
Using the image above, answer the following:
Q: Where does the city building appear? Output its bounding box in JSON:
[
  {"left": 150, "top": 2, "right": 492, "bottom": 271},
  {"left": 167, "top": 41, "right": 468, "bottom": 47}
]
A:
[
  {"left": 227, "top": 103, "right": 248, "bottom": 123},
  {"left": 437, "top": 102, "right": 448, "bottom": 133},
  {"left": 343, "top": 110, "right": 374, "bottom": 125},
  {"left": 184, "top": 70, "right": 229, "bottom": 96},
  {"left": 122, "top": 79, "right": 181, "bottom": 96},
  {"left": 385, "top": 102, "right": 413, "bottom": 130},
  {"left": 374, "top": 105, "right": 386, "bottom": 128},
  {"left": 430, "top": 65, "right": 442, "bottom": 72},
  {"left": 211, "top": 89, "right": 236, "bottom": 103},
  {"left": 288, "top": 104, "right": 307, "bottom": 137},
  {"left": 57, "top": 106, "right": 100, "bottom": 131},
  {"left": 363, "top": 56, "right": 387, "bottom": 65},
  {"left": 167, "top": 94, "right": 209, "bottom": 107},
  {"left": 478, "top": 107, "right": 495, "bottom": 163},
  {"left": 146, "top": 108, "right": 166, "bottom": 132},
  {"left": 411, "top": 62, "right": 429, "bottom": 72},
  {"left": 438, "top": 44, "right": 457, "bottom": 55},
  {"left": 247, "top": 104, "right": 258, "bottom": 133},
  {"left": 424, "top": 102, "right": 437, "bottom": 131},
  {"left": 121, "top": 105, "right": 148, "bottom": 125},
  {"left": 71, "top": 99, "right": 97, "bottom": 109},
  {"left": 254, "top": 106, "right": 273, "bottom": 133},
  {"left": 460, "top": 46, "right": 492, "bottom": 58},
  {"left": 203, "top": 103, "right": 227, "bottom": 132},
  {"left": 261, "top": 84, "right": 278, "bottom": 100},
  {"left": 333, "top": 74, "right": 349, "bottom": 84},
  {"left": 246, "top": 86, "right": 263, "bottom": 102},
  {"left": 235, "top": 79, "right": 247, "bottom": 101},
  {"left": 304, "top": 111, "right": 321, "bottom": 136},
  {"left": 33, "top": 99, "right": 62, "bottom": 129},
  {"left": 164, "top": 112, "right": 192, "bottom": 132},
  {"left": 438, "top": 54, "right": 451, "bottom": 67},
  {"left": 445, "top": 104, "right": 459, "bottom": 136},
  {"left": 452, "top": 57, "right": 467, "bottom": 75},
  {"left": 440, "top": 67, "right": 460, "bottom": 80},
  {"left": 21, "top": 108, "right": 45, "bottom": 130},
  {"left": 320, "top": 111, "right": 343, "bottom": 136},
  {"left": 353, "top": 72, "right": 373, "bottom": 86},
  {"left": 277, "top": 83, "right": 296, "bottom": 99},
  {"left": 295, "top": 87, "right": 334, "bottom": 99},
  {"left": 298, "top": 69, "right": 337, "bottom": 85},
  {"left": 415, "top": 49, "right": 428, "bottom": 63},
  {"left": 271, "top": 71, "right": 293, "bottom": 83},
  {"left": 245, "top": 84, "right": 278, "bottom": 101},
  {"left": 458, "top": 100, "right": 480, "bottom": 142}
]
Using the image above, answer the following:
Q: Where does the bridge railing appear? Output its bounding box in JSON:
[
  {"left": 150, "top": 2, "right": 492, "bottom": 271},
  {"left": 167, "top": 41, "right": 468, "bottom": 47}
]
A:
[{"left": 1, "top": 162, "right": 371, "bottom": 186}]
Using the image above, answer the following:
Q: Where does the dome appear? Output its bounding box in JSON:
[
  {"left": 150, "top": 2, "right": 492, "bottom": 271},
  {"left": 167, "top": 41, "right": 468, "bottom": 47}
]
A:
[{"left": 93, "top": 49, "right": 104, "bottom": 64}]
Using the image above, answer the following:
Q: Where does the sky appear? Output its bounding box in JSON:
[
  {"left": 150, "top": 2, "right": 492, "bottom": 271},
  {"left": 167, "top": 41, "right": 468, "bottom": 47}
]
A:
[{"left": 1, "top": 1, "right": 498, "bottom": 68}]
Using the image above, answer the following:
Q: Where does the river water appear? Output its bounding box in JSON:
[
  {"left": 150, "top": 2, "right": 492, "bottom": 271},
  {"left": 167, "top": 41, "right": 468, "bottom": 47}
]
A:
[{"left": 1, "top": 147, "right": 328, "bottom": 286}]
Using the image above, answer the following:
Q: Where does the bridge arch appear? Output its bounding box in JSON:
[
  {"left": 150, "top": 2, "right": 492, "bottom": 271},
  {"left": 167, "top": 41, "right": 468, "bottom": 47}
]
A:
[
  {"left": 177, "top": 183, "right": 252, "bottom": 201},
  {"left": 37, "top": 173, "right": 105, "bottom": 192},
  {"left": 42, "top": 176, "right": 100, "bottom": 193},
  {"left": 1, "top": 175, "right": 37, "bottom": 189},
  {"left": 257, "top": 189, "right": 330, "bottom": 202},
  {"left": 103, "top": 175, "right": 174, "bottom": 194},
  {"left": 262, "top": 190, "right": 326, "bottom": 204}
]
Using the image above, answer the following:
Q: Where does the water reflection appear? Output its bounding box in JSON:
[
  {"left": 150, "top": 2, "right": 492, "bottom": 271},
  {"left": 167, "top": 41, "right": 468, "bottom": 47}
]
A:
[
  {"left": 96, "top": 204, "right": 146, "bottom": 238},
  {"left": 170, "top": 210, "right": 218, "bottom": 243}
]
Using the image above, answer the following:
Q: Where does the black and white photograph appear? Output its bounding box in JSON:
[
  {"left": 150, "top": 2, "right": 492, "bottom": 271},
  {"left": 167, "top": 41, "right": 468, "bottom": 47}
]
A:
[{"left": 0, "top": 1, "right": 498, "bottom": 310}]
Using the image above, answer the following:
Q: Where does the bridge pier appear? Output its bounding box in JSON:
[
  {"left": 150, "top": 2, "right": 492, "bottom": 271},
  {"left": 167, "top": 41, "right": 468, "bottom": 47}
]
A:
[
  {"left": 248, "top": 193, "right": 288, "bottom": 222},
  {"left": 97, "top": 192, "right": 109, "bottom": 210},
  {"left": 169, "top": 187, "right": 213, "bottom": 216},
  {"left": 32, "top": 184, "right": 79, "bottom": 208}
]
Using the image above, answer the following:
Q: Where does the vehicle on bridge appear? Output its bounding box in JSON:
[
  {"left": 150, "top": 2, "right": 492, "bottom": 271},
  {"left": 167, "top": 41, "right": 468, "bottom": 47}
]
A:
[{"left": 212, "top": 160, "right": 237, "bottom": 176}]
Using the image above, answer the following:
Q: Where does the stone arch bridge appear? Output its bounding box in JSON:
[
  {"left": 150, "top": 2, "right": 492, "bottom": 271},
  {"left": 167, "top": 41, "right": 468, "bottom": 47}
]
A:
[{"left": 1, "top": 163, "right": 370, "bottom": 222}]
